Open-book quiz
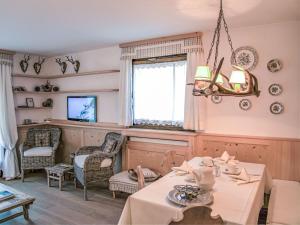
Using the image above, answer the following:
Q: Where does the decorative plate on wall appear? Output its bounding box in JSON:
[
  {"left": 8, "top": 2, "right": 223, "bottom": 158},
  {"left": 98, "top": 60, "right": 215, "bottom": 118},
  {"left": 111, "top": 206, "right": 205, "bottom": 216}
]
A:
[
  {"left": 268, "top": 84, "right": 283, "bottom": 96},
  {"left": 231, "top": 46, "right": 258, "bottom": 71},
  {"left": 267, "top": 59, "right": 282, "bottom": 73},
  {"left": 211, "top": 95, "right": 222, "bottom": 104},
  {"left": 239, "top": 99, "right": 252, "bottom": 111},
  {"left": 270, "top": 102, "right": 284, "bottom": 115}
]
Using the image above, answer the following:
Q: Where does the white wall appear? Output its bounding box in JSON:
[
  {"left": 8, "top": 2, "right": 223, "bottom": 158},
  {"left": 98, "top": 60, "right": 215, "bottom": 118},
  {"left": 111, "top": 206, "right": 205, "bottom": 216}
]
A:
[
  {"left": 202, "top": 21, "right": 300, "bottom": 138},
  {"left": 13, "top": 21, "right": 300, "bottom": 138}
]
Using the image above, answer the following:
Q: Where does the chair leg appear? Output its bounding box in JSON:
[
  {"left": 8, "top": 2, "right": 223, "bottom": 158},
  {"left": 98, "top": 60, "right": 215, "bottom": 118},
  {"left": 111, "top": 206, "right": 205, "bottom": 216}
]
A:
[
  {"left": 112, "top": 191, "right": 116, "bottom": 199},
  {"left": 84, "top": 185, "right": 88, "bottom": 201},
  {"left": 74, "top": 178, "right": 77, "bottom": 189},
  {"left": 21, "top": 169, "right": 24, "bottom": 182}
]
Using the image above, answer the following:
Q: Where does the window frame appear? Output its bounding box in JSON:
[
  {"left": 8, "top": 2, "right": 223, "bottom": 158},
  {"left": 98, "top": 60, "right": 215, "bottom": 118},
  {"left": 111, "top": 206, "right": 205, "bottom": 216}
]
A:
[{"left": 131, "top": 54, "right": 187, "bottom": 131}]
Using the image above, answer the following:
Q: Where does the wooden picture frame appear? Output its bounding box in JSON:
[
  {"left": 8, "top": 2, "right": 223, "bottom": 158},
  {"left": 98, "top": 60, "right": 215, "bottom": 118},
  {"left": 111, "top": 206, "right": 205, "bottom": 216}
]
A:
[{"left": 26, "top": 98, "right": 34, "bottom": 108}]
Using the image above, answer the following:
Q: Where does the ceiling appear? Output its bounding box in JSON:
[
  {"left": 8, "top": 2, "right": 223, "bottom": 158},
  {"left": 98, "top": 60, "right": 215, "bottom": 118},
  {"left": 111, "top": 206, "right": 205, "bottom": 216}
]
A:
[{"left": 1, "top": 0, "right": 299, "bottom": 56}]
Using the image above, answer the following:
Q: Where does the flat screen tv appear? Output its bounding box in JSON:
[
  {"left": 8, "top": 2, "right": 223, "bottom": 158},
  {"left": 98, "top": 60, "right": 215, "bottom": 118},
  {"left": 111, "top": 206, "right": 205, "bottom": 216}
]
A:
[{"left": 67, "top": 96, "right": 97, "bottom": 122}]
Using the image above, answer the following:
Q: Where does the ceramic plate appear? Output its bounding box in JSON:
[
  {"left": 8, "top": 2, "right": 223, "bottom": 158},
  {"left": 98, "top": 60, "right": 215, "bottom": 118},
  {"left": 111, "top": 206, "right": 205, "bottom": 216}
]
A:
[
  {"left": 267, "top": 59, "right": 282, "bottom": 72},
  {"left": 268, "top": 84, "right": 283, "bottom": 96},
  {"left": 270, "top": 102, "right": 284, "bottom": 115},
  {"left": 239, "top": 99, "right": 252, "bottom": 111},
  {"left": 167, "top": 189, "right": 213, "bottom": 207},
  {"left": 231, "top": 46, "right": 258, "bottom": 71},
  {"left": 211, "top": 95, "right": 222, "bottom": 104}
]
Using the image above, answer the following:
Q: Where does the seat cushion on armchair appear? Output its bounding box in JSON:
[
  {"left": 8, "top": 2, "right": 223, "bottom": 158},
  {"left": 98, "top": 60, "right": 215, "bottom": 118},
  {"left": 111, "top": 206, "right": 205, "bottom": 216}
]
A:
[
  {"left": 24, "top": 147, "right": 53, "bottom": 157},
  {"left": 74, "top": 155, "right": 112, "bottom": 168}
]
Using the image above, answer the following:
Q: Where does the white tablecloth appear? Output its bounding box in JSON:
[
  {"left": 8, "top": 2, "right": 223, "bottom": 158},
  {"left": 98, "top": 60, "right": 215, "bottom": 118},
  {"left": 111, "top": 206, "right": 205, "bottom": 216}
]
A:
[{"left": 118, "top": 157, "right": 272, "bottom": 225}]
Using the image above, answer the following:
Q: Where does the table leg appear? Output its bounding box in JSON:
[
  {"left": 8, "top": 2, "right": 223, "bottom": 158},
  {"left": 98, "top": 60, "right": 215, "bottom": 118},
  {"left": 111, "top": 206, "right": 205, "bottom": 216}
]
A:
[
  {"left": 59, "top": 175, "right": 62, "bottom": 191},
  {"left": 23, "top": 205, "right": 30, "bottom": 220},
  {"left": 47, "top": 171, "right": 50, "bottom": 187}
]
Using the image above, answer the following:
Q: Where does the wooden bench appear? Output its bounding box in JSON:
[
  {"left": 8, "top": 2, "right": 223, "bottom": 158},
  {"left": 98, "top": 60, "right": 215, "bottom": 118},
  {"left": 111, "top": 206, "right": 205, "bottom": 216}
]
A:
[{"left": 267, "top": 179, "right": 300, "bottom": 225}]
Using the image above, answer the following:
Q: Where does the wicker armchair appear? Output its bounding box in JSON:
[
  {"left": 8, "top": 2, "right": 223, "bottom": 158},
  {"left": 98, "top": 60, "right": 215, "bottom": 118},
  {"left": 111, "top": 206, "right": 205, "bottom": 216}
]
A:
[
  {"left": 19, "top": 127, "right": 61, "bottom": 182},
  {"left": 74, "top": 132, "right": 125, "bottom": 200}
]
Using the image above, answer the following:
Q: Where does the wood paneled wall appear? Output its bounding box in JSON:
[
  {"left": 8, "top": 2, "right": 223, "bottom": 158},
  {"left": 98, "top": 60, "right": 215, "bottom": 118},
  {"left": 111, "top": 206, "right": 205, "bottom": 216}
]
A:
[
  {"left": 196, "top": 134, "right": 300, "bottom": 181},
  {"left": 17, "top": 124, "right": 300, "bottom": 181}
]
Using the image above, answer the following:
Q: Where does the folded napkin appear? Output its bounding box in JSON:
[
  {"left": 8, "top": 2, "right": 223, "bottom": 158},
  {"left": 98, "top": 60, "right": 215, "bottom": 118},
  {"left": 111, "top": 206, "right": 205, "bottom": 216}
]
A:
[
  {"left": 229, "top": 168, "right": 261, "bottom": 185},
  {"left": 220, "top": 151, "right": 233, "bottom": 162},
  {"left": 172, "top": 161, "right": 194, "bottom": 175}
]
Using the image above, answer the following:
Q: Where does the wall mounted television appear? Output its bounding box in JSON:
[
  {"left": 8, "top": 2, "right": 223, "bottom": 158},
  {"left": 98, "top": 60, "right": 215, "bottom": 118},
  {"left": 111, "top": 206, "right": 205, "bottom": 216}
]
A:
[{"left": 67, "top": 96, "right": 97, "bottom": 122}]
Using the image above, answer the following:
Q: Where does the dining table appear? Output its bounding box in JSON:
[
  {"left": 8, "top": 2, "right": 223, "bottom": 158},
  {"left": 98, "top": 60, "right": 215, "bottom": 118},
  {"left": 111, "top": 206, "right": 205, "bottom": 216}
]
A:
[{"left": 118, "top": 157, "right": 272, "bottom": 225}]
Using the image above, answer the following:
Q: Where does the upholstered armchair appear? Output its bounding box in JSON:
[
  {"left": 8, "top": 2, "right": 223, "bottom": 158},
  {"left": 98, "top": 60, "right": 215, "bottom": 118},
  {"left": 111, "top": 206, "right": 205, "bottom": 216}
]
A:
[
  {"left": 19, "top": 127, "right": 61, "bottom": 182},
  {"left": 74, "top": 132, "right": 125, "bottom": 200}
]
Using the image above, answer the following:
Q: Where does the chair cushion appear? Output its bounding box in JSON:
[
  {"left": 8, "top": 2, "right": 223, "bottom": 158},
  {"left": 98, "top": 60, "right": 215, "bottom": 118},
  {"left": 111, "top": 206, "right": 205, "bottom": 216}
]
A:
[
  {"left": 103, "top": 139, "right": 117, "bottom": 153},
  {"left": 34, "top": 131, "right": 50, "bottom": 147},
  {"left": 24, "top": 147, "right": 53, "bottom": 157},
  {"left": 74, "top": 154, "right": 112, "bottom": 168},
  {"left": 267, "top": 179, "right": 300, "bottom": 225},
  {"left": 109, "top": 171, "right": 139, "bottom": 194}
]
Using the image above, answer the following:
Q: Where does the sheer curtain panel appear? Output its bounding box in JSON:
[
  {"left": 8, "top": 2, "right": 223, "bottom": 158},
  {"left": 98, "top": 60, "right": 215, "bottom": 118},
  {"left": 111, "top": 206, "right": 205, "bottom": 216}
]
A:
[
  {"left": 183, "top": 51, "right": 207, "bottom": 131},
  {"left": 118, "top": 59, "right": 133, "bottom": 126},
  {"left": 0, "top": 52, "right": 20, "bottom": 179}
]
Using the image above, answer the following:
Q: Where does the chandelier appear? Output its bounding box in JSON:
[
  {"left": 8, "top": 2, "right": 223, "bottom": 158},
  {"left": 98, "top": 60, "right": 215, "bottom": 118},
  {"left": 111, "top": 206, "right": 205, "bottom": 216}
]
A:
[{"left": 192, "top": 0, "right": 260, "bottom": 97}]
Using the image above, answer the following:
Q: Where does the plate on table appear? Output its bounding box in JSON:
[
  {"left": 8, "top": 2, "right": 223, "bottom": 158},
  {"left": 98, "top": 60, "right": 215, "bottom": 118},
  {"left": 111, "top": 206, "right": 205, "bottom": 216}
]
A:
[
  {"left": 167, "top": 185, "right": 213, "bottom": 207},
  {"left": 222, "top": 167, "right": 241, "bottom": 175}
]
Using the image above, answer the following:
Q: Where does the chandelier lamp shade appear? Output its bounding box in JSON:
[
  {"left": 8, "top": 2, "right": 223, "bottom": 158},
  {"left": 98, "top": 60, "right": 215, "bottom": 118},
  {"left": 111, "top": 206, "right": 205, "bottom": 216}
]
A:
[{"left": 191, "top": 0, "right": 260, "bottom": 97}]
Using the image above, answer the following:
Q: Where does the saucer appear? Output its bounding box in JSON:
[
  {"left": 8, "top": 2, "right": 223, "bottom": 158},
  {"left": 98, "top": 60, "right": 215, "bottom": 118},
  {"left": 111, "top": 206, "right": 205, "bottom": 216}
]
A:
[{"left": 222, "top": 167, "right": 241, "bottom": 175}]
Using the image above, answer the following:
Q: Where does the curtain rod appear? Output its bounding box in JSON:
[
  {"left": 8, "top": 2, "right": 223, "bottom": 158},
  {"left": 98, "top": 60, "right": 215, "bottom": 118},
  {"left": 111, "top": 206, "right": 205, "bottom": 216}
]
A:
[
  {"left": 0, "top": 49, "right": 16, "bottom": 55},
  {"left": 119, "top": 32, "right": 202, "bottom": 48}
]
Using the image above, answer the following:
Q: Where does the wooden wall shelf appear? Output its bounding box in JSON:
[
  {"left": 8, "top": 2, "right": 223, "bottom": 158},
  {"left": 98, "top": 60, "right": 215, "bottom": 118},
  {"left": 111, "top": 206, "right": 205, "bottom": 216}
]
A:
[
  {"left": 12, "top": 69, "right": 120, "bottom": 79},
  {"left": 14, "top": 89, "right": 119, "bottom": 94},
  {"left": 16, "top": 107, "right": 53, "bottom": 110}
]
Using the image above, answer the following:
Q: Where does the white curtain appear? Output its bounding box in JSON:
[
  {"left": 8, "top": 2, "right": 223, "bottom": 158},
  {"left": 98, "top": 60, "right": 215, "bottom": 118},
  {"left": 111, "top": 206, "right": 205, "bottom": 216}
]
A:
[
  {"left": 183, "top": 51, "right": 207, "bottom": 131},
  {"left": 0, "top": 53, "right": 20, "bottom": 180},
  {"left": 118, "top": 59, "right": 133, "bottom": 126}
]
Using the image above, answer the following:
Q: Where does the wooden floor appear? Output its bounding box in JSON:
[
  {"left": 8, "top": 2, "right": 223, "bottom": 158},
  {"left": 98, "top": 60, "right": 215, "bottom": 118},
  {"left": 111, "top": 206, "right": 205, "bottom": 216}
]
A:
[{"left": 0, "top": 172, "right": 127, "bottom": 225}]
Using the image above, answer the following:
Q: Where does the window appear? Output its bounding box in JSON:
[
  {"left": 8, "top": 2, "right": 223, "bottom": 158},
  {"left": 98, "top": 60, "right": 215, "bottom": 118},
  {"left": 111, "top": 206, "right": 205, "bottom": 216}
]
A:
[{"left": 132, "top": 55, "right": 187, "bottom": 129}]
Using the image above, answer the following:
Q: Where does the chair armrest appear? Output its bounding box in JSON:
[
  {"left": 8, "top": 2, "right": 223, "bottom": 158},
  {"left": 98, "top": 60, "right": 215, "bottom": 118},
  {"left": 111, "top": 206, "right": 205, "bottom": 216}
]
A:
[
  {"left": 83, "top": 154, "right": 108, "bottom": 171},
  {"left": 75, "top": 146, "right": 102, "bottom": 156},
  {"left": 19, "top": 143, "right": 31, "bottom": 156},
  {"left": 52, "top": 142, "right": 60, "bottom": 151}
]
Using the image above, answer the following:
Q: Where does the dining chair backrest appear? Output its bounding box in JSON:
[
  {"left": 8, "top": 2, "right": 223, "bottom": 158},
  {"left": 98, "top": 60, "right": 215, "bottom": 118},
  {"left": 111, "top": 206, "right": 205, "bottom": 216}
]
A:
[
  {"left": 136, "top": 165, "right": 145, "bottom": 190},
  {"left": 169, "top": 206, "right": 223, "bottom": 225},
  {"left": 160, "top": 150, "right": 177, "bottom": 175}
]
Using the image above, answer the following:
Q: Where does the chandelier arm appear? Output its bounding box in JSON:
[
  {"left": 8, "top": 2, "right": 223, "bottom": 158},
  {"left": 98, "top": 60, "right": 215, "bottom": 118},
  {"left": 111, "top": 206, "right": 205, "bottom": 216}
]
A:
[
  {"left": 219, "top": 72, "right": 234, "bottom": 89},
  {"left": 209, "top": 57, "right": 224, "bottom": 89}
]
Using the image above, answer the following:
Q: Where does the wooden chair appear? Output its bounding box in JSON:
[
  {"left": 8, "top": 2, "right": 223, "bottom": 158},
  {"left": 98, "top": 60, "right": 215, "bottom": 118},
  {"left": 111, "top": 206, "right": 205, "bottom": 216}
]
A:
[
  {"left": 160, "top": 150, "right": 177, "bottom": 175},
  {"left": 136, "top": 165, "right": 145, "bottom": 190},
  {"left": 169, "top": 206, "right": 223, "bottom": 225}
]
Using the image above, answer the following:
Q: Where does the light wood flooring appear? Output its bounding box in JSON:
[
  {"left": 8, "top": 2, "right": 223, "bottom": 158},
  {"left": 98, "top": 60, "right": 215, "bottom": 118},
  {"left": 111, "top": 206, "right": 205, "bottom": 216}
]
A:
[{"left": 0, "top": 172, "right": 127, "bottom": 225}]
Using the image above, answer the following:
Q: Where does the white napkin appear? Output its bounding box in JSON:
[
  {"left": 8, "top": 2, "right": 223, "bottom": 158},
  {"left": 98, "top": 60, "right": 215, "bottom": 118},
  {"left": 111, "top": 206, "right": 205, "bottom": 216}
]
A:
[
  {"left": 220, "top": 151, "right": 231, "bottom": 162},
  {"left": 229, "top": 168, "right": 261, "bottom": 185},
  {"left": 172, "top": 161, "right": 194, "bottom": 175}
]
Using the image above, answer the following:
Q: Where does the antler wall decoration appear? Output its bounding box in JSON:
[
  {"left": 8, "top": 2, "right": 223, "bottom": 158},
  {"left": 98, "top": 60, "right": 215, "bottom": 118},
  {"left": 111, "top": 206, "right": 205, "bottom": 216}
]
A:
[
  {"left": 33, "top": 57, "right": 46, "bottom": 74},
  {"left": 66, "top": 56, "right": 80, "bottom": 73},
  {"left": 19, "top": 54, "right": 31, "bottom": 73},
  {"left": 55, "top": 58, "right": 67, "bottom": 74}
]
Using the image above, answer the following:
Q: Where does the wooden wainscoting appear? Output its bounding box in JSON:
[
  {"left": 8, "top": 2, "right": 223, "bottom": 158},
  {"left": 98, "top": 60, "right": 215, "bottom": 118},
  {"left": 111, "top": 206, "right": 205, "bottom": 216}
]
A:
[
  {"left": 195, "top": 134, "right": 300, "bottom": 181},
  {"left": 125, "top": 140, "right": 190, "bottom": 175}
]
